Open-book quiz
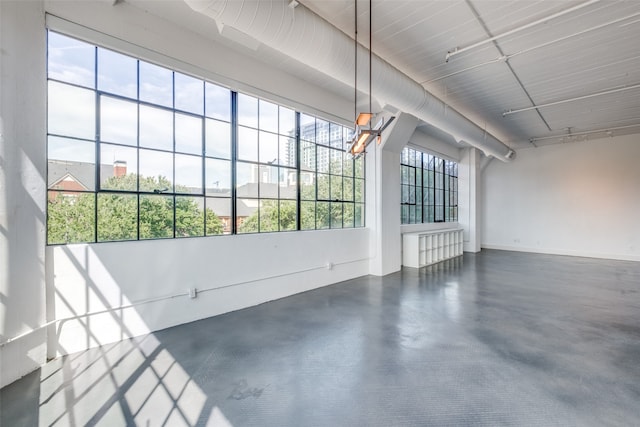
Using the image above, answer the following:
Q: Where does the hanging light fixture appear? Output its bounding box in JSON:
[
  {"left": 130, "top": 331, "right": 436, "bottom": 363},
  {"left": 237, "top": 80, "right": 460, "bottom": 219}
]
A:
[{"left": 347, "top": 0, "right": 395, "bottom": 158}]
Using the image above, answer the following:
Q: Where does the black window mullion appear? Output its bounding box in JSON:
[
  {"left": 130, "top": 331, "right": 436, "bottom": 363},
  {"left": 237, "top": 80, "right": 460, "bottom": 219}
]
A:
[
  {"left": 295, "top": 112, "right": 301, "bottom": 231},
  {"left": 231, "top": 91, "right": 238, "bottom": 235},
  {"left": 93, "top": 45, "right": 99, "bottom": 243}
]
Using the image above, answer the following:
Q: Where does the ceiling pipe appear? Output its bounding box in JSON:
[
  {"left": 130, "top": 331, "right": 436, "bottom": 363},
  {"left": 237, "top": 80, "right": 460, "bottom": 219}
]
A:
[
  {"left": 183, "top": 0, "right": 515, "bottom": 161},
  {"left": 503, "top": 82, "right": 640, "bottom": 117},
  {"left": 445, "top": 0, "right": 601, "bottom": 62},
  {"left": 427, "top": 10, "right": 640, "bottom": 84},
  {"left": 529, "top": 122, "right": 640, "bottom": 143}
]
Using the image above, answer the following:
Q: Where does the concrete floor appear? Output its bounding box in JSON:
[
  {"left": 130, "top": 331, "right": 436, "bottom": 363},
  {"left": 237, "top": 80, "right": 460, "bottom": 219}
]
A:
[{"left": 2, "top": 250, "right": 640, "bottom": 426}]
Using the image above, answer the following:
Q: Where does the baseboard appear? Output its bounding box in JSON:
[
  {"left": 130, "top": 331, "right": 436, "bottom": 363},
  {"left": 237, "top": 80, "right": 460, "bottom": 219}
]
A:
[{"left": 481, "top": 244, "right": 640, "bottom": 263}]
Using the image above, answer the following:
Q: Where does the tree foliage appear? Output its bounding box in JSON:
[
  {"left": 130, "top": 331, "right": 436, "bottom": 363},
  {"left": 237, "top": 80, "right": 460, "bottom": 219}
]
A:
[{"left": 48, "top": 174, "right": 223, "bottom": 244}]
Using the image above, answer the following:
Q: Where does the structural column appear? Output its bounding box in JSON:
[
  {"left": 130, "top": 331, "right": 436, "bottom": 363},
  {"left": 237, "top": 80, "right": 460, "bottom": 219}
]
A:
[
  {"left": 367, "top": 113, "right": 418, "bottom": 276},
  {"left": 0, "top": 0, "right": 48, "bottom": 388},
  {"left": 458, "top": 147, "right": 482, "bottom": 252}
]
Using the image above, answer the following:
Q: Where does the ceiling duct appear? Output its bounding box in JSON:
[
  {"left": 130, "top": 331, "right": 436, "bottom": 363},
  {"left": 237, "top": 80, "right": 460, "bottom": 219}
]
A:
[{"left": 184, "top": 0, "right": 515, "bottom": 161}]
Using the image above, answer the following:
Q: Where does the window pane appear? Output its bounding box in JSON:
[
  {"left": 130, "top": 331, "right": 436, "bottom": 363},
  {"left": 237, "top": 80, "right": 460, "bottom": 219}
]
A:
[
  {"left": 401, "top": 185, "right": 408, "bottom": 204},
  {"left": 175, "top": 196, "right": 204, "bottom": 237},
  {"left": 317, "top": 174, "right": 329, "bottom": 200},
  {"left": 330, "top": 175, "right": 343, "bottom": 201},
  {"left": 279, "top": 168, "right": 297, "bottom": 200},
  {"left": 97, "top": 193, "right": 137, "bottom": 242},
  {"left": 139, "top": 195, "right": 173, "bottom": 239},
  {"left": 329, "top": 123, "right": 342, "bottom": 148},
  {"left": 280, "top": 200, "right": 297, "bottom": 231},
  {"left": 237, "top": 198, "right": 259, "bottom": 233},
  {"left": 258, "top": 200, "right": 278, "bottom": 233},
  {"left": 301, "top": 201, "right": 315, "bottom": 230},
  {"left": 206, "top": 197, "right": 231, "bottom": 235},
  {"left": 354, "top": 178, "right": 365, "bottom": 203},
  {"left": 174, "top": 72, "right": 203, "bottom": 115},
  {"left": 343, "top": 157, "right": 354, "bottom": 177},
  {"left": 355, "top": 203, "right": 364, "bottom": 227},
  {"left": 343, "top": 203, "right": 354, "bottom": 228},
  {"left": 317, "top": 146, "right": 329, "bottom": 173},
  {"left": 343, "top": 177, "right": 353, "bottom": 201},
  {"left": 238, "top": 126, "right": 258, "bottom": 162},
  {"left": 206, "top": 158, "right": 231, "bottom": 196},
  {"left": 330, "top": 202, "right": 343, "bottom": 229},
  {"left": 140, "top": 105, "right": 173, "bottom": 151},
  {"left": 300, "top": 114, "right": 315, "bottom": 142},
  {"left": 259, "top": 165, "right": 279, "bottom": 199},
  {"left": 48, "top": 32, "right": 95, "bottom": 88},
  {"left": 205, "top": 82, "right": 231, "bottom": 121},
  {"left": 97, "top": 48, "right": 137, "bottom": 98},
  {"left": 329, "top": 149, "right": 343, "bottom": 175},
  {"left": 300, "top": 171, "right": 315, "bottom": 200},
  {"left": 316, "top": 201, "right": 330, "bottom": 229},
  {"left": 100, "top": 144, "right": 137, "bottom": 191},
  {"left": 280, "top": 136, "right": 296, "bottom": 167},
  {"left": 47, "top": 191, "right": 95, "bottom": 244},
  {"left": 259, "top": 131, "right": 278, "bottom": 164},
  {"left": 48, "top": 81, "right": 95, "bottom": 140},
  {"left": 100, "top": 96, "right": 137, "bottom": 145},
  {"left": 175, "top": 154, "right": 202, "bottom": 194},
  {"left": 355, "top": 156, "right": 364, "bottom": 178},
  {"left": 175, "top": 113, "right": 202, "bottom": 155},
  {"left": 259, "top": 99, "right": 278, "bottom": 133},
  {"left": 238, "top": 93, "right": 258, "bottom": 128},
  {"left": 300, "top": 140, "right": 315, "bottom": 171},
  {"left": 236, "top": 162, "right": 258, "bottom": 198},
  {"left": 401, "top": 205, "right": 409, "bottom": 224},
  {"left": 139, "top": 149, "right": 173, "bottom": 192},
  {"left": 205, "top": 118, "right": 231, "bottom": 159},
  {"left": 48, "top": 136, "right": 95, "bottom": 191},
  {"left": 139, "top": 61, "right": 173, "bottom": 107},
  {"left": 279, "top": 107, "right": 295, "bottom": 136},
  {"left": 316, "top": 119, "right": 329, "bottom": 146}
]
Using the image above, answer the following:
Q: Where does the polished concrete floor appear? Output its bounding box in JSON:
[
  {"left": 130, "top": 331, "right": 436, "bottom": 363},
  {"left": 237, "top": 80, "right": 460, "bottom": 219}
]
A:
[{"left": 2, "top": 250, "right": 640, "bottom": 426}]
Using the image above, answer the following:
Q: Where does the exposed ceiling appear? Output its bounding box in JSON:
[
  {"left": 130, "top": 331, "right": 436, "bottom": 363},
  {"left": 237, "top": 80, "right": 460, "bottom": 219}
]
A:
[{"left": 127, "top": 0, "right": 640, "bottom": 152}]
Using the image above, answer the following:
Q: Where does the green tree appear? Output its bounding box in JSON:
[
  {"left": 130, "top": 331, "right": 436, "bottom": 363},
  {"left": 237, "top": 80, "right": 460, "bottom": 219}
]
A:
[{"left": 47, "top": 174, "right": 223, "bottom": 244}]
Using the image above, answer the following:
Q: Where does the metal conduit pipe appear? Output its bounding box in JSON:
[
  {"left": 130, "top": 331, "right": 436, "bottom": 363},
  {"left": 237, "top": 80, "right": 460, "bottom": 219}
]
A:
[{"left": 184, "top": 0, "right": 515, "bottom": 161}]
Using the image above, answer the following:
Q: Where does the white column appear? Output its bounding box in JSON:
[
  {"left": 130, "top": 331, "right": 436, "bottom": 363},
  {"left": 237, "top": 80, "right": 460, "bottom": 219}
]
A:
[
  {"left": 459, "top": 147, "right": 482, "bottom": 253},
  {"left": 367, "top": 113, "right": 418, "bottom": 276},
  {"left": 0, "top": 0, "right": 48, "bottom": 388}
]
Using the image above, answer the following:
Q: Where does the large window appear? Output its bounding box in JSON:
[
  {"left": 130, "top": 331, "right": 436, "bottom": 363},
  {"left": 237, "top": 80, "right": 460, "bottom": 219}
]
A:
[
  {"left": 401, "top": 147, "right": 458, "bottom": 224},
  {"left": 46, "top": 31, "right": 360, "bottom": 244}
]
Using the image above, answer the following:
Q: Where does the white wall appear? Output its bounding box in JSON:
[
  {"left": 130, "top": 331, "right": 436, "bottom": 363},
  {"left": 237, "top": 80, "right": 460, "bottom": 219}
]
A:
[
  {"left": 483, "top": 134, "right": 640, "bottom": 261},
  {"left": 0, "top": 0, "right": 48, "bottom": 389},
  {"left": 48, "top": 229, "right": 369, "bottom": 356}
]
